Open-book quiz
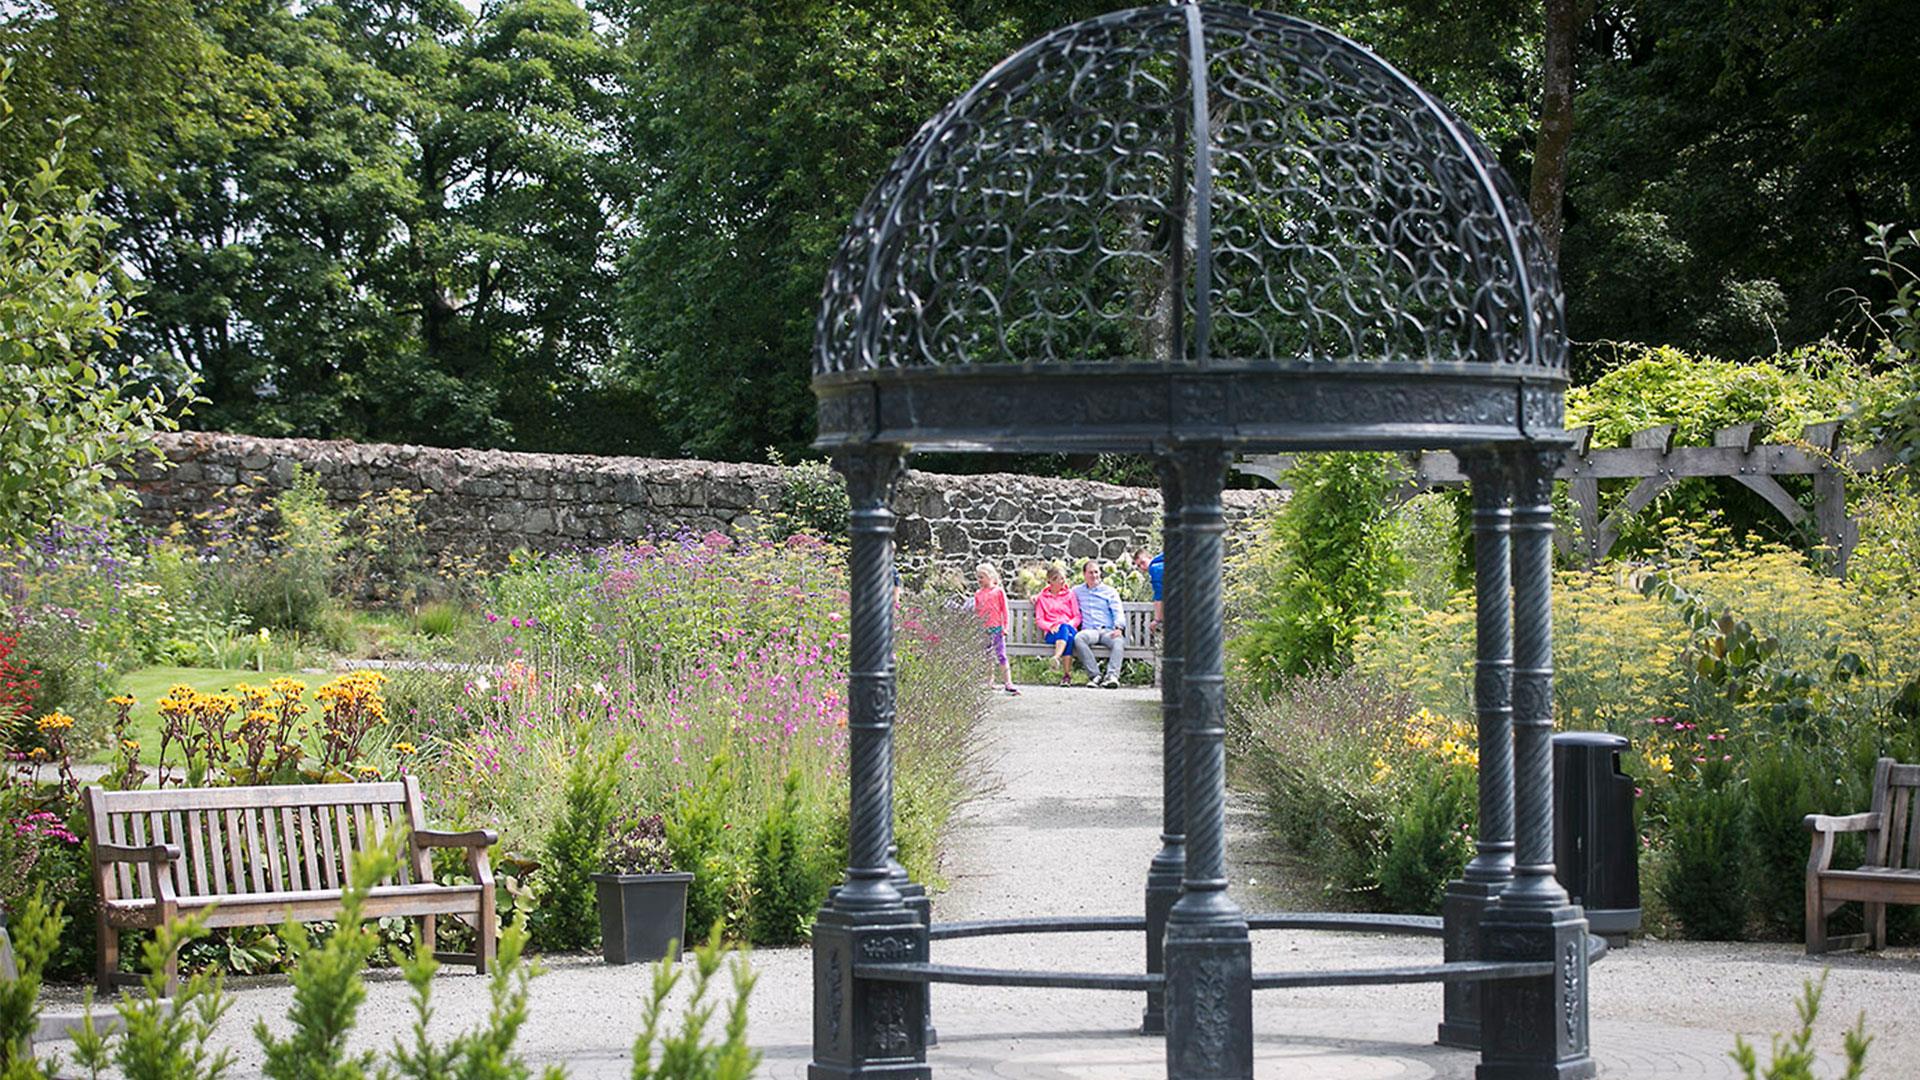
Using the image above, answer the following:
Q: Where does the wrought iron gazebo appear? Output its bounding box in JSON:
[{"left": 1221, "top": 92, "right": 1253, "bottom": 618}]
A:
[{"left": 808, "top": 4, "right": 1598, "bottom": 1078}]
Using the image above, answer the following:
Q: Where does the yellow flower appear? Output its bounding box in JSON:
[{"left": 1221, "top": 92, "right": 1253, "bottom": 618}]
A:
[
  {"left": 392, "top": 741, "right": 417, "bottom": 756},
  {"left": 108, "top": 695, "right": 136, "bottom": 708},
  {"left": 355, "top": 764, "right": 383, "bottom": 777},
  {"left": 121, "top": 739, "right": 141, "bottom": 751},
  {"left": 35, "top": 711, "right": 75, "bottom": 732}
]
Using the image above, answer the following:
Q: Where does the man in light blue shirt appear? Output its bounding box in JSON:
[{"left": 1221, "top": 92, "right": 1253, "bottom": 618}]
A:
[{"left": 1071, "top": 559, "right": 1127, "bottom": 688}]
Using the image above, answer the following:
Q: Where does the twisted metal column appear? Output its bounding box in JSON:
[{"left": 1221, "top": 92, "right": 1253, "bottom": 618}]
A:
[
  {"left": 1439, "top": 449, "right": 1517, "bottom": 1048},
  {"left": 812, "top": 447, "right": 928, "bottom": 1080},
  {"left": 1479, "top": 444, "right": 1593, "bottom": 1080},
  {"left": 1164, "top": 444, "right": 1251, "bottom": 1079},
  {"left": 1501, "top": 447, "right": 1569, "bottom": 911},
  {"left": 1142, "top": 457, "right": 1186, "bottom": 1035},
  {"left": 836, "top": 448, "right": 909, "bottom": 913}
]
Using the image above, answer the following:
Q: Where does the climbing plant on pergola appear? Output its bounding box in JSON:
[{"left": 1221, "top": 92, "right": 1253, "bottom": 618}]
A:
[{"left": 807, "top": 5, "right": 1600, "bottom": 1079}]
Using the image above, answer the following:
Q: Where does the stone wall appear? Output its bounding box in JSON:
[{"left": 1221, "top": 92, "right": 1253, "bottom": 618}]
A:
[{"left": 127, "top": 433, "right": 1283, "bottom": 582}]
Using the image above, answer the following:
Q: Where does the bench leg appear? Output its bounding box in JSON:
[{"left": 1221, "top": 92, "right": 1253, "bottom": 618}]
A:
[
  {"left": 162, "top": 942, "right": 179, "bottom": 998},
  {"left": 417, "top": 914, "right": 437, "bottom": 957},
  {"left": 476, "top": 897, "right": 496, "bottom": 976},
  {"left": 96, "top": 918, "right": 118, "bottom": 995},
  {"left": 1866, "top": 901, "right": 1887, "bottom": 950}
]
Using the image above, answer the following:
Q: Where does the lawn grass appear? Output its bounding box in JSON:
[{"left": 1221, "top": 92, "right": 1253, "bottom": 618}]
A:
[{"left": 94, "top": 665, "right": 325, "bottom": 763}]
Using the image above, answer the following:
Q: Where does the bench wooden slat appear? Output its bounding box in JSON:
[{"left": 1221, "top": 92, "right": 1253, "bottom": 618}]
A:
[
  {"left": 1821, "top": 870, "right": 1920, "bottom": 905},
  {"left": 242, "top": 808, "right": 267, "bottom": 893},
  {"left": 261, "top": 807, "right": 285, "bottom": 892},
  {"left": 207, "top": 809, "right": 230, "bottom": 894},
  {"left": 104, "top": 883, "right": 486, "bottom": 930},
  {"left": 185, "top": 810, "right": 210, "bottom": 896},
  {"left": 276, "top": 808, "right": 300, "bottom": 891},
  {"left": 334, "top": 804, "right": 356, "bottom": 885},
  {"left": 1888, "top": 787, "right": 1912, "bottom": 870},
  {"left": 107, "top": 814, "right": 132, "bottom": 901},
  {"left": 403, "top": 776, "right": 433, "bottom": 885},
  {"left": 94, "top": 782, "right": 410, "bottom": 814},
  {"left": 317, "top": 806, "right": 340, "bottom": 888},
  {"left": 167, "top": 811, "right": 189, "bottom": 895},
  {"left": 223, "top": 809, "right": 246, "bottom": 892}
]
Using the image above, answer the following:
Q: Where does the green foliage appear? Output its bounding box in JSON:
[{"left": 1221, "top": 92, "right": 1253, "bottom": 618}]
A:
[
  {"left": 1, "top": 890, "right": 61, "bottom": 1079},
  {"left": 537, "top": 744, "right": 626, "bottom": 952},
  {"left": 1655, "top": 766, "right": 1748, "bottom": 940},
  {"left": 236, "top": 470, "right": 347, "bottom": 635},
  {"left": 1233, "top": 453, "right": 1407, "bottom": 685},
  {"left": 1741, "top": 748, "right": 1844, "bottom": 939},
  {"left": 746, "top": 771, "right": 831, "bottom": 946},
  {"left": 1565, "top": 0, "right": 1920, "bottom": 364},
  {"left": 255, "top": 847, "right": 400, "bottom": 1080},
  {"left": 387, "top": 923, "right": 562, "bottom": 1080},
  {"left": 616, "top": 0, "right": 1025, "bottom": 458},
  {"left": 1731, "top": 974, "right": 1872, "bottom": 1080},
  {"left": 769, "top": 454, "right": 849, "bottom": 539},
  {"left": 0, "top": 64, "right": 189, "bottom": 545},
  {"left": 629, "top": 924, "right": 759, "bottom": 1080},
  {"left": 1566, "top": 345, "right": 1872, "bottom": 450},
  {"left": 1371, "top": 759, "right": 1475, "bottom": 915},
  {"left": 666, "top": 756, "right": 748, "bottom": 942},
  {"left": 89, "top": 915, "right": 235, "bottom": 1080}
]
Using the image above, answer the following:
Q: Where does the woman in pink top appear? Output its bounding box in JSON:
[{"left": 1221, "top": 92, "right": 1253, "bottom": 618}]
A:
[
  {"left": 973, "top": 563, "right": 1018, "bottom": 695},
  {"left": 1031, "top": 562, "right": 1082, "bottom": 686}
]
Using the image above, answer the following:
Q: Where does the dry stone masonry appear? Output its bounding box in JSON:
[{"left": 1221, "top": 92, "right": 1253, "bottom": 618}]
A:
[{"left": 126, "top": 433, "right": 1283, "bottom": 582}]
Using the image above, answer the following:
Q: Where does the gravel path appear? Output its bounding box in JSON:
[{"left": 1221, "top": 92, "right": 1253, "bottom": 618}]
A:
[{"left": 32, "top": 683, "right": 1920, "bottom": 1077}]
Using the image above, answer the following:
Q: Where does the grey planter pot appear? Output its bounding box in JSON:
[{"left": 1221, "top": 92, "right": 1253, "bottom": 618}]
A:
[{"left": 591, "top": 872, "right": 693, "bottom": 965}]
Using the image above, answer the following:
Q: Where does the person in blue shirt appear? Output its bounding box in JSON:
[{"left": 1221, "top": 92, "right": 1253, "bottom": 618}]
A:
[
  {"left": 1071, "top": 559, "right": 1127, "bottom": 688},
  {"left": 1136, "top": 549, "right": 1164, "bottom": 630}
]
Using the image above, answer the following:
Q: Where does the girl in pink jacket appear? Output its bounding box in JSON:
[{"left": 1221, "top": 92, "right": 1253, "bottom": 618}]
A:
[{"left": 1032, "top": 562, "right": 1082, "bottom": 686}]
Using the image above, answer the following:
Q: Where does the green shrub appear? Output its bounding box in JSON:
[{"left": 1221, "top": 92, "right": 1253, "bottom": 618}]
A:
[
  {"left": 1, "top": 889, "right": 60, "bottom": 1078},
  {"left": 1372, "top": 759, "right": 1475, "bottom": 915},
  {"left": 629, "top": 924, "right": 760, "bottom": 1080},
  {"left": 1657, "top": 767, "right": 1749, "bottom": 940},
  {"left": 1731, "top": 973, "right": 1871, "bottom": 1080},
  {"left": 1232, "top": 452, "right": 1407, "bottom": 686},
  {"left": 536, "top": 745, "right": 625, "bottom": 952},
  {"left": 241, "top": 469, "right": 347, "bottom": 634},
  {"left": 667, "top": 755, "right": 749, "bottom": 941},
  {"left": 770, "top": 452, "right": 849, "bottom": 538},
  {"left": 747, "top": 771, "right": 831, "bottom": 945},
  {"left": 1741, "top": 747, "right": 1851, "bottom": 938}
]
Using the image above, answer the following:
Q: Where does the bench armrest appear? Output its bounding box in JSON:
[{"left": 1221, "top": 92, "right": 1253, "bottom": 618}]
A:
[
  {"left": 1803, "top": 812, "right": 1880, "bottom": 834},
  {"left": 94, "top": 842, "right": 181, "bottom": 865},
  {"left": 413, "top": 829, "right": 498, "bottom": 850}
]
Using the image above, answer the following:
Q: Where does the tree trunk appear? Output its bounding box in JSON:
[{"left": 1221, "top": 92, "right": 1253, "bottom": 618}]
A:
[{"left": 1530, "top": 0, "right": 1578, "bottom": 261}]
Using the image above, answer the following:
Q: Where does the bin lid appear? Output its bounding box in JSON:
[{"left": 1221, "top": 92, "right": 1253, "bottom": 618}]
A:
[{"left": 1552, "top": 731, "right": 1629, "bottom": 749}]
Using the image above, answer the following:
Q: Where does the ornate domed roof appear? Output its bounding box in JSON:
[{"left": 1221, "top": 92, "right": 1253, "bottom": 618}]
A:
[{"left": 814, "top": 2, "right": 1566, "bottom": 453}]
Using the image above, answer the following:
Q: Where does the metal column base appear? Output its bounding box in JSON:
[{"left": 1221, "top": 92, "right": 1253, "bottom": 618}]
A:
[
  {"left": 1141, "top": 865, "right": 1182, "bottom": 1035},
  {"left": 1164, "top": 927, "right": 1253, "bottom": 1078},
  {"left": 1438, "top": 878, "right": 1504, "bottom": 1049},
  {"left": 1476, "top": 904, "right": 1596, "bottom": 1080},
  {"left": 810, "top": 908, "right": 931, "bottom": 1080}
]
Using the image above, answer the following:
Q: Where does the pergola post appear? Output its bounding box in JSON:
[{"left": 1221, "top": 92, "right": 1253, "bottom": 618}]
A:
[
  {"left": 1439, "top": 449, "right": 1517, "bottom": 1049},
  {"left": 811, "top": 447, "right": 930, "bottom": 1080},
  {"left": 1163, "top": 443, "right": 1252, "bottom": 1080},
  {"left": 1142, "top": 458, "right": 1187, "bottom": 1036},
  {"left": 1477, "top": 445, "right": 1594, "bottom": 1080}
]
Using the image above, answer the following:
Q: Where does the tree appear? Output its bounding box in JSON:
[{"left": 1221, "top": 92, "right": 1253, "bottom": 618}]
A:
[
  {"left": 611, "top": 0, "right": 1028, "bottom": 460},
  {"left": 0, "top": 69, "right": 191, "bottom": 544},
  {"left": 1563, "top": 0, "right": 1920, "bottom": 364}
]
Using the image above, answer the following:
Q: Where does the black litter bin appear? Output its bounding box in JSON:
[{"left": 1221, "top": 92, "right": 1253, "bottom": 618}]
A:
[{"left": 1553, "top": 731, "right": 1641, "bottom": 945}]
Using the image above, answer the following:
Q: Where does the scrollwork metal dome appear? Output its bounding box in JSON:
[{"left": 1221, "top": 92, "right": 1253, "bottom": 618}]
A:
[{"left": 815, "top": 1, "right": 1567, "bottom": 454}]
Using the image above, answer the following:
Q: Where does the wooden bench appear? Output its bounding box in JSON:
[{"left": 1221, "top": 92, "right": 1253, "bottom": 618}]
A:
[
  {"left": 1804, "top": 757, "right": 1920, "bottom": 953},
  {"left": 1004, "top": 598, "right": 1160, "bottom": 684},
  {"left": 84, "top": 777, "right": 496, "bottom": 992}
]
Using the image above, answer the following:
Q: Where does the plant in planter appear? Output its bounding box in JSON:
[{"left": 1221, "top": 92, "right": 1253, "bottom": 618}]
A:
[{"left": 593, "top": 814, "right": 694, "bottom": 965}]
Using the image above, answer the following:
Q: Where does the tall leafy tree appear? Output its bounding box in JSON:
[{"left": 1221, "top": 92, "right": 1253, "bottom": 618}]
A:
[{"left": 1563, "top": 0, "right": 1920, "bottom": 364}]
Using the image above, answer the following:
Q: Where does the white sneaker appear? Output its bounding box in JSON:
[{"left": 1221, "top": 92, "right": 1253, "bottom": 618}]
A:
[{"left": 1102, "top": 674, "right": 1120, "bottom": 689}]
